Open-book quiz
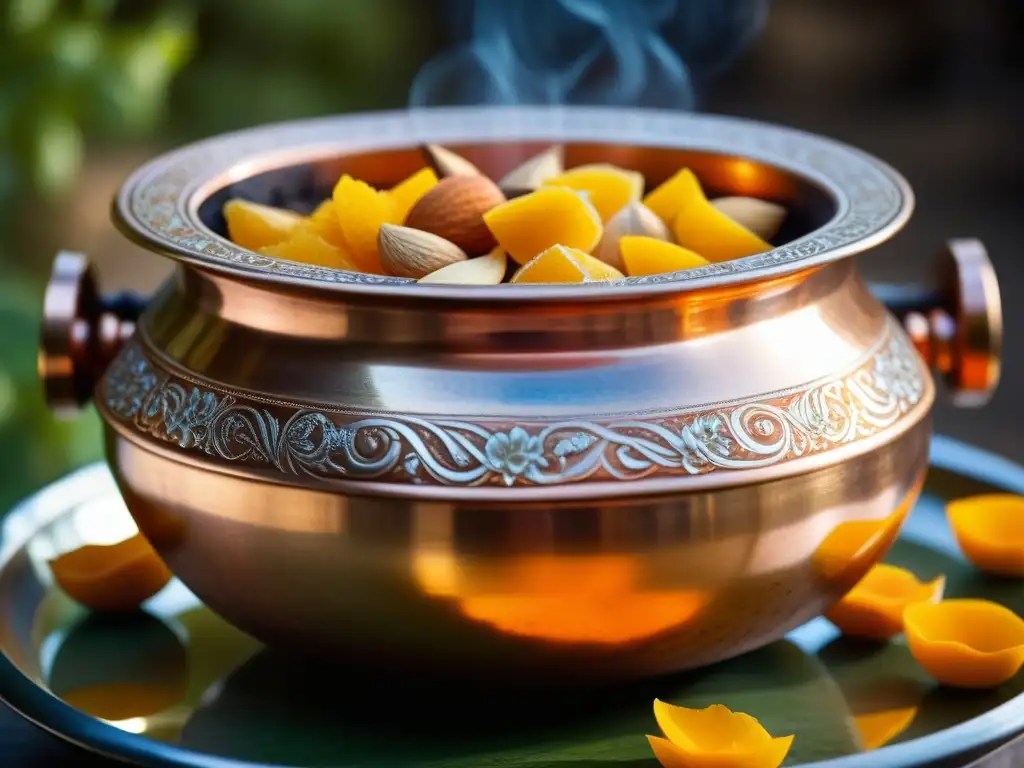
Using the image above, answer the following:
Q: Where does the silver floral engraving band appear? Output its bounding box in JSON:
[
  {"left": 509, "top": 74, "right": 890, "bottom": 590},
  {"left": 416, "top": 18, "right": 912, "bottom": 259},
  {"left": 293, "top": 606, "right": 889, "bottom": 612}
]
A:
[{"left": 100, "top": 320, "right": 926, "bottom": 488}]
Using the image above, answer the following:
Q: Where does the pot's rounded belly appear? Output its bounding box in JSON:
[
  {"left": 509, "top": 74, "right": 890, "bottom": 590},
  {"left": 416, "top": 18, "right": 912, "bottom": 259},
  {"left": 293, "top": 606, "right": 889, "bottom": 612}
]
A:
[
  {"left": 106, "top": 416, "right": 929, "bottom": 679},
  {"left": 96, "top": 259, "right": 936, "bottom": 677}
]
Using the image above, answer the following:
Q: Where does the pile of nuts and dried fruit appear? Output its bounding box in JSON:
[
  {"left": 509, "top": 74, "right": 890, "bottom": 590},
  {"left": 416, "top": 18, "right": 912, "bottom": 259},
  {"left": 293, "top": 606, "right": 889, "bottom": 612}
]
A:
[{"left": 223, "top": 144, "right": 786, "bottom": 285}]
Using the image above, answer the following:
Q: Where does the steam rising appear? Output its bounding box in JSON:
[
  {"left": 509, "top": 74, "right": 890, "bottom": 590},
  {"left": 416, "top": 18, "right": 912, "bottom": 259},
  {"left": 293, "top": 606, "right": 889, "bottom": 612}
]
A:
[{"left": 410, "top": 0, "right": 769, "bottom": 109}]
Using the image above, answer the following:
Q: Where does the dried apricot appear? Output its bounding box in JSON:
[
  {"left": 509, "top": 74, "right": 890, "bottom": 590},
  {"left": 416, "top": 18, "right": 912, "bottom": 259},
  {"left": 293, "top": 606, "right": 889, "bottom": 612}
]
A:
[
  {"left": 331, "top": 174, "right": 397, "bottom": 273},
  {"left": 620, "top": 236, "right": 709, "bottom": 277},
  {"left": 511, "top": 245, "right": 623, "bottom": 284},
  {"left": 946, "top": 494, "right": 1024, "bottom": 577},
  {"left": 50, "top": 533, "right": 172, "bottom": 613},
  {"left": 484, "top": 187, "right": 603, "bottom": 265},
  {"left": 543, "top": 163, "right": 644, "bottom": 222},
  {"left": 649, "top": 701, "right": 794, "bottom": 768},
  {"left": 260, "top": 229, "right": 355, "bottom": 270},
  {"left": 670, "top": 171, "right": 772, "bottom": 262},
  {"left": 386, "top": 167, "right": 439, "bottom": 223},
  {"left": 301, "top": 199, "right": 347, "bottom": 248},
  {"left": 643, "top": 168, "right": 700, "bottom": 225},
  {"left": 824, "top": 564, "right": 944, "bottom": 640},
  {"left": 223, "top": 199, "right": 303, "bottom": 252},
  {"left": 904, "top": 599, "right": 1024, "bottom": 688}
]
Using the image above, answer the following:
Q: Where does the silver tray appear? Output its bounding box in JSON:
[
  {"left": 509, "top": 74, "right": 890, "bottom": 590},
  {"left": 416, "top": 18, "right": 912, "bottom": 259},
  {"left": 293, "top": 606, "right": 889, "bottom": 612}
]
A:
[{"left": 0, "top": 435, "right": 1022, "bottom": 767}]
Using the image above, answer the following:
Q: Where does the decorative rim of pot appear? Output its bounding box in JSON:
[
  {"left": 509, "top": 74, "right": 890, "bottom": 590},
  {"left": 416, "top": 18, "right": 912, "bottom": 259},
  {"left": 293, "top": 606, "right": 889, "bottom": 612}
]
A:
[{"left": 112, "top": 106, "right": 913, "bottom": 301}]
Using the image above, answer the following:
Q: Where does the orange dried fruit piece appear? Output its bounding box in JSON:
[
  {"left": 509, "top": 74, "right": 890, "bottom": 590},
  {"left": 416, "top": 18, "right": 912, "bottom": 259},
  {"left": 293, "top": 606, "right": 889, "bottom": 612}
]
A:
[
  {"left": 648, "top": 700, "right": 794, "bottom": 768},
  {"left": 946, "top": 494, "right": 1024, "bottom": 577},
  {"left": 643, "top": 167, "right": 701, "bottom": 225},
  {"left": 386, "top": 167, "right": 439, "bottom": 223},
  {"left": 824, "top": 563, "right": 945, "bottom": 640},
  {"left": 259, "top": 229, "right": 355, "bottom": 271},
  {"left": 50, "top": 533, "right": 172, "bottom": 613},
  {"left": 483, "top": 186, "right": 603, "bottom": 265},
  {"left": 543, "top": 163, "right": 644, "bottom": 222},
  {"left": 301, "top": 199, "right": 347, "bottom": 248},
  {"left": 904, "top": 599, "right": 1024, "bottom": 688},
  {"left": 331, "top": 174, "right": 397, "bottom": 273},
  {"left": 511, "top": 245, "right": 623, "bottom": 284},
  {"left": 620, "top": 236, "right": 709, "bottom": 277},
  {"left": 668, "top": 170, "right": 772, "bottom": 262},
  {"left": 223, "top": 199, "right": 303, "bottom": 251}
]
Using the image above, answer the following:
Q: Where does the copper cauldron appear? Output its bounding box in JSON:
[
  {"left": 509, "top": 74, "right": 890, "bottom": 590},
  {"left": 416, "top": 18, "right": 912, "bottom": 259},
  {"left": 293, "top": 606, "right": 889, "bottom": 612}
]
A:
[{"left": 38, "top": 107, "right": 1002, "bottom": 681}]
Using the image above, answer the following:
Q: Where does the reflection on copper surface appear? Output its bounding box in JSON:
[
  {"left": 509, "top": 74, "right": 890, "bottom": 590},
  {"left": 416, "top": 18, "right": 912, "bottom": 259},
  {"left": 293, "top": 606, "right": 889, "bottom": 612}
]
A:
[
  {"left": 414, "top": 552, "right": 707, "bottom": 644},
  {"left": 812, "top": 479, "right": 923, "bottom": 588}
]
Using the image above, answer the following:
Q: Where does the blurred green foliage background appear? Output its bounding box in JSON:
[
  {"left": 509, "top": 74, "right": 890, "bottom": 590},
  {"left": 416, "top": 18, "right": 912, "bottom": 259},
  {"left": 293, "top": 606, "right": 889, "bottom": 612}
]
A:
[{"left": 0, "top": 0, "right": 439, "bottom": 511}]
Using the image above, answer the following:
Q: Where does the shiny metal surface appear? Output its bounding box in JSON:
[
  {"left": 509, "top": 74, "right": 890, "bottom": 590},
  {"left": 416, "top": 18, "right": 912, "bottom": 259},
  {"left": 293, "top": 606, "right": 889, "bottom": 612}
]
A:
[
  {"left": 105, "top": 416, "right": 930, "bottom": 678},
  {"left": 34, "top": 110, "right": 1007, "bottom": 674},
  {"left": 3, "top": 436, "right": 1023, "bottom": 768},
  {"left": 94, "top": 259, "right": 933, "bottom": 495}
]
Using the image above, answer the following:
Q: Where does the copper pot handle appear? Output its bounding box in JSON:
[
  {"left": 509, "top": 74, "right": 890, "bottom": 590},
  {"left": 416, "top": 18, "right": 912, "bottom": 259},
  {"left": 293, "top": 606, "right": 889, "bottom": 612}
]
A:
[
  {"left": 38, "top": 252, "right": 146, "bottom": 417},
  {"left": 872, "top": 238, "right": 1003, "bottom": 408}
]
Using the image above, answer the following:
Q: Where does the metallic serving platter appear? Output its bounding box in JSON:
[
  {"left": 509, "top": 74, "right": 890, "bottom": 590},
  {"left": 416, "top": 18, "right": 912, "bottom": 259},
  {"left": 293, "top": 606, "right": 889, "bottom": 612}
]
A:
[{"left": 0, "top": 435, "right": 1021, "bottom": 768}]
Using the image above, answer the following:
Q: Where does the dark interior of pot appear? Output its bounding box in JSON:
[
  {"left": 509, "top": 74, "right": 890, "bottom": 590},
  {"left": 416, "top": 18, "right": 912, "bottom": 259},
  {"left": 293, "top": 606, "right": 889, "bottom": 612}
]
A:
[{"left": 196, "top": 142, "right": 837, "bottom": 250}]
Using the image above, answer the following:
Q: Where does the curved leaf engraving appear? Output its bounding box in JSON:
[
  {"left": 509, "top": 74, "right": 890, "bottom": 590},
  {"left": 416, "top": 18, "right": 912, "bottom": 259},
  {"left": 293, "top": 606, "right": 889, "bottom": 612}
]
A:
[{"left": 101, "top": 320, "right": 926, "bottom": 487}]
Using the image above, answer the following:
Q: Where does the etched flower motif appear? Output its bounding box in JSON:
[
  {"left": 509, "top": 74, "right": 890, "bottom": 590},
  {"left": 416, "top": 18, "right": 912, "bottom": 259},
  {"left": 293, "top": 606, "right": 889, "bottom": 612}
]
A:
[
  {"left": 165, "top": 387, "right": 220, "bottom": 448},
  {"left": 681, "top": 415, "right": 731, "bottom": 456},
  {"left": 485, "top": 427, "right": 548, "bottom": 486},
  {"left": 873, "top": 338, "right": 923, "bottom": 408},
  {"left": 104, "top": 347, "right": 159, "bottom": 419}
]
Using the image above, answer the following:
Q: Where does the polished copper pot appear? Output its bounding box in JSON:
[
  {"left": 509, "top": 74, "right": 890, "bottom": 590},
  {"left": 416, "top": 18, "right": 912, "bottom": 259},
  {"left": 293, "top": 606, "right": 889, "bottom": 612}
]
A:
[{"left": 38, "top": 108, "right": 1003, "bottom": 681}]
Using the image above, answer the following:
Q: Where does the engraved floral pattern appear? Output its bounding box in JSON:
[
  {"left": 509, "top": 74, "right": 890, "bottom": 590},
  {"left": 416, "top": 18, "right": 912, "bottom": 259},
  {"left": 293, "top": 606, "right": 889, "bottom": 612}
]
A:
[
  {"left": 100, "top": 320, "right": 927, "bottom": 488},
  {"left": 485, "top": 427, "right": 549, "bottom": 486}
]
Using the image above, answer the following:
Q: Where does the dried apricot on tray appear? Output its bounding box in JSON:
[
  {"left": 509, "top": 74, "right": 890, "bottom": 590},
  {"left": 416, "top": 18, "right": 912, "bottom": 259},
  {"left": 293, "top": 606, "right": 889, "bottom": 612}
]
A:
[
  {"left": 648, "top": 700, "right": 794, "bottom": 768},
  {"left": 947, "top": 494, "right": 1024, "bottom": 577},
  {"left": 904, "top": 599, "right": 1024, "bottom": 688},
  {"left": 824, "top": 563, "right": 944, "bottom": 640},
  {"left": 50, "top": 533, "right": 172, "bottom": 613}
]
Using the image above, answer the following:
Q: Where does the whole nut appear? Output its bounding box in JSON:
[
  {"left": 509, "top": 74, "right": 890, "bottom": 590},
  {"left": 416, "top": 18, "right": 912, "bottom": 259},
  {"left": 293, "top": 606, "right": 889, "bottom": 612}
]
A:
[
  {"left": 405, "top": 175, "right": 506, "bottom": 255},
  {"left": 421, "top": 144, "right": 481, "bottom": 178},
  {"left": 710, "top": 196, "right": 787, "bottom": 241},
  {"left": 594, "top": 201, "right": 671, "bottom": 271},
  {"left": 378, "top": 223, "right": 468, "bottom": 278},
  {"left": 498, "top": 144, "right": 564, "bottom": 196}
]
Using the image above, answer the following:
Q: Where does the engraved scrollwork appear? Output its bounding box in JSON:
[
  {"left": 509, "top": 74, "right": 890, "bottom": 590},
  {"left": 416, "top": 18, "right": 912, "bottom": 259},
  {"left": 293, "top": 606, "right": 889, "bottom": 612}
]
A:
[{"left": 101, "top": 319, "right": 927, "bottom": 488}]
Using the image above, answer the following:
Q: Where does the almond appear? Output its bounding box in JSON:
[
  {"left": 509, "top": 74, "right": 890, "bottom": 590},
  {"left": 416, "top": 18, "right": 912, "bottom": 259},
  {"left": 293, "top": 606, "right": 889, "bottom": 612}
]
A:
[
  {"left": 418, "top": 247, "right": 507, "bottom": 285},
  {"left": 421, "top": 144, "right": 481, "bottom": 178},
  {"left": 378, "top": 223, "right": 468, "bottom": 278},
  {"left": 710, "top": 196, "right": 786, "bottom": 241},
  {"left": 594, "top": 201, "right": 670, "bottom": 271},
  {"left": 498, "top": 145, "right": 564, "bottom": 196},
  {"left": 404, "top": 175, "right": 506, "bottom": 254}
]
